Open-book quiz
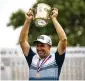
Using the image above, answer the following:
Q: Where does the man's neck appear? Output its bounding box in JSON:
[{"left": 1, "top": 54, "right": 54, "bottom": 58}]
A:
[{"left": 39, "top": 54, "right": 50, "bottom": 59}]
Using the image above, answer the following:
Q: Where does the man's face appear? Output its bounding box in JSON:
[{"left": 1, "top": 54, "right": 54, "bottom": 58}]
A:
[{"left": 36, "top": 42, "right": 51, "bottom": 58}]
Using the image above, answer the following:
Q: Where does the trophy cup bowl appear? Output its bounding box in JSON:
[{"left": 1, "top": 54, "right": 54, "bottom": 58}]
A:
[{"left": 34, "top": 3, "right": 51, "bottom": 27}]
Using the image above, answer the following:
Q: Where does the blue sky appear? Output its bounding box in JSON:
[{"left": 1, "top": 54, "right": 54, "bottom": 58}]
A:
[{"left": 0, "top": 0, "right": 36, "bottom": 48}]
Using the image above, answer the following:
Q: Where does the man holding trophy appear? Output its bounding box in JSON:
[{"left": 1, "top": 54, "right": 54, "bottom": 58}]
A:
[{"left": 19, "top": 3, "right": 67, "bottom": 80}]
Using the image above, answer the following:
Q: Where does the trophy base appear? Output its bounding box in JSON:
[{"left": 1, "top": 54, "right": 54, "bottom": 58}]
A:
[{"left": 34, "top": 19, "right": 47, "bottom": 27}]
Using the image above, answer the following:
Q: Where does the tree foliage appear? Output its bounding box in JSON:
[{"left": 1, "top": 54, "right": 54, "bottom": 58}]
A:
[
  {"left": 7, "top": 9, "right": 25, "bottom": 29},
  {"left": 7, "top": 0, "right": 85, "bottom": 46}
]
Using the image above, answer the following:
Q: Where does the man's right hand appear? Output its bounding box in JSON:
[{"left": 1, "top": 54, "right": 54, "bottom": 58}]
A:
[{"left": 25, "top": 9, "right": 34, "bottom": 22}]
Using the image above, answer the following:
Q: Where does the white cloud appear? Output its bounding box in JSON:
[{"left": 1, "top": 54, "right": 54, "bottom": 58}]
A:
[{"left": 0, "top": 0, "right": 36, "bottom": 48}]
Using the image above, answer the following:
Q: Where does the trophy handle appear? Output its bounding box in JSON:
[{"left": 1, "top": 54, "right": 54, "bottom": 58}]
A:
[
  {"left": 31, "top": 8, "right": 37, "bottom": 20},
  {"left": 50, "top": 8, "right": 57, "bottom": 16}
]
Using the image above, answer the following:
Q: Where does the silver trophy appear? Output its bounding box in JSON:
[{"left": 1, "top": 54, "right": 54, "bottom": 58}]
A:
[{"left": 34, "top": 3, "right": 51, "bottom": 27}]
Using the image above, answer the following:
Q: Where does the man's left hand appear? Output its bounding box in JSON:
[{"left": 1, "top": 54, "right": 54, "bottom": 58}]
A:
[{"left": 50, "top": 8, "right": 58, "bottom": 19}]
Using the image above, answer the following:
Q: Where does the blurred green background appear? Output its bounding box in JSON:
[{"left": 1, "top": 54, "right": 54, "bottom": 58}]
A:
[{"left": 7, "top": 0, "right": 85, "bottom": 46}]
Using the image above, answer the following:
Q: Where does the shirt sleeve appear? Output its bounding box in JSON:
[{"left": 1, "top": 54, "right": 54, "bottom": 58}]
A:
[
  {"left": 25, "top": 48, "right": 35, "bottom": 67},
  {"left": 55, "top": 51, "right": 65, "bottom": 68}
]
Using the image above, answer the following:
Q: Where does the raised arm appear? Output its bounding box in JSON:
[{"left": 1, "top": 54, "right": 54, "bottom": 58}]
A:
[
  {"left": 19, "top": 9, "right": 33, "bottom": 56},
  {"left": 51, "top": 8, "right": 67, "bottom": 55}
]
